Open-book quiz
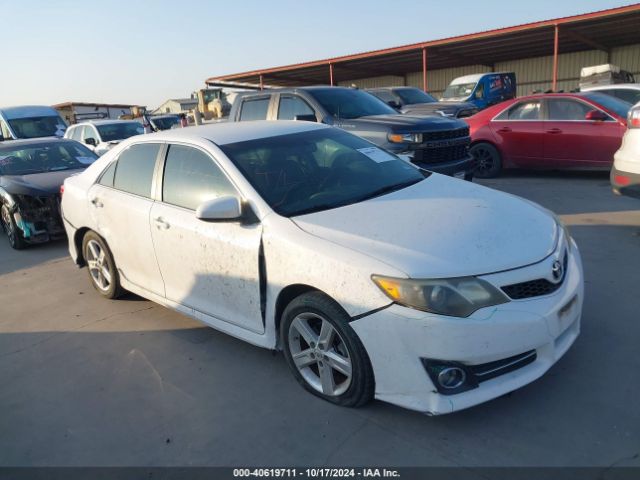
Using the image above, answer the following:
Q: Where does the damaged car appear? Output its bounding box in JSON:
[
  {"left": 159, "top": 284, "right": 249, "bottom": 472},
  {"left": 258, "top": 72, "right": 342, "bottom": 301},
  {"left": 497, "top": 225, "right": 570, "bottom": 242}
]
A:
[{"left": 0, "top": 138, "right": 97, "bottom": 249}]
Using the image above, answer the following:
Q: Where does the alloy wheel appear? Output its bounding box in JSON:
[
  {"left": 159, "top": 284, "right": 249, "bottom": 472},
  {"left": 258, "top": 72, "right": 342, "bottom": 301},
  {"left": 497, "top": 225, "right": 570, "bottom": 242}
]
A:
[
  {"left": 85, "top": 239, "right": 112, "bottom": 292},
  {"left": 287, "top": 312, "right": 353, "bottom": 397},
  {"left": 474, "top": 146, "right": 494, "bottom": 174}
]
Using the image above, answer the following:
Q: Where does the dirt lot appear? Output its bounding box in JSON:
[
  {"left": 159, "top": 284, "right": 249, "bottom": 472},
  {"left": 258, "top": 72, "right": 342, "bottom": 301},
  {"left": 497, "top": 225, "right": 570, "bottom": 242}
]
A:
[{"left": 1, "top": 171, "right": 639, "bottom": 468}]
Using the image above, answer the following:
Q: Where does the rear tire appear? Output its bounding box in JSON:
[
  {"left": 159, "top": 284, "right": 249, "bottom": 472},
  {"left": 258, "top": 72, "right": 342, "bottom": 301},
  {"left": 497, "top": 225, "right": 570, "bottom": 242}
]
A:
[
  {"left": 471, "top": 142, "right": 502, "bottom": 178},
  {"left": 1, "top": 204, "right": 26, "bottom": 250},
  {"left": 82, "top": 231, "right": 123, "bottom": 299},
  {"left": 281, "top": 291, "right": 374, "bottom": 407}
]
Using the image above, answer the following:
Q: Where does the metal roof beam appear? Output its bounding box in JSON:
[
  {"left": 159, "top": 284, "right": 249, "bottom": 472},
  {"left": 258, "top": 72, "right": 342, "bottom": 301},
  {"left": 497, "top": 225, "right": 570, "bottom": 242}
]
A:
[{"left": 562, "top": 27, "right": 611, "bottom": 54}]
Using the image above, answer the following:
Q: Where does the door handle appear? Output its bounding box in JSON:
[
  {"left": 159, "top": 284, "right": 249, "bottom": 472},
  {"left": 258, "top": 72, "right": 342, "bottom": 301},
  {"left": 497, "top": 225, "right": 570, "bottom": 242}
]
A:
[
  {"left": 497, "top": 127, "right": 512, "bottom": 133},
  {"left": 153, "top": 217, "right": 170, "bottom": 230},
  {"left": 546, "top": 128, "right": 562, "bottom": 134},
  {"left": 90, "top": 197, "right": 103, "bottom": 208}
]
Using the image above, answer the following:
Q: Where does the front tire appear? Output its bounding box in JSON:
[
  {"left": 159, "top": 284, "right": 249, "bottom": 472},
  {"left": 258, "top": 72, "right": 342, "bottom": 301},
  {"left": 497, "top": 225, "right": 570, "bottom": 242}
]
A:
[
  {"left": 82, "top": 231, "right": 123, "bottom": 299},
  {"left": 1, "top": 204, "right": 26, "bottom": 250},
  {"left": 281, "top": 291, "right": 374, "bottom": 407},
  {"left": 470, "top": 142, "right": 502, "bottom": 178}
]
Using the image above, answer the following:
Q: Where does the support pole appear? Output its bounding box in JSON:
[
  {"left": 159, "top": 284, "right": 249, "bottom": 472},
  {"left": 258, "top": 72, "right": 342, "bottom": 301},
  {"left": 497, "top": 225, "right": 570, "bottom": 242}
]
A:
[
  {"left": 422, "top": 47, "right": 428, "bottom": 92},
  {"left": 329, "top": 63, "right": 334, "bottom": 86},
  {"left": 552, "top": 24, "right": 559, "bottom": 92},
  {"left": 259, "top": 74, "right": 263, "bottom": 91}
]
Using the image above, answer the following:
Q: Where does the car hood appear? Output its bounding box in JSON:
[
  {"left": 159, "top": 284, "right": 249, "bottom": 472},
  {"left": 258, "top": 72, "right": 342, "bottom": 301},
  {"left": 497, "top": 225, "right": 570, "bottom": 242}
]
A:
[
  {"left": 0, "top": 169, "right": 85, "bottom": 196},
  {"left": 348, "top": 113, "right": 466, "bottom": 133},
  {"left": 292, "top": 175, "right": 558, "bottom": 278},
  {"left": 401, "top": 101, "right": 477, "bottom": 116}
]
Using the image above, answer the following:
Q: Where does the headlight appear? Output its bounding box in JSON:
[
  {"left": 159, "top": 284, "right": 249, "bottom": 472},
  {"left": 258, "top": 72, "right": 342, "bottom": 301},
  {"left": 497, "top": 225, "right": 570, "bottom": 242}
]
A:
[
  {"left": 371, "top": 275, "right": 509, "bottom": 317},
  {"left": 387, "top": 133, "right": 422, "bottom": 144}
]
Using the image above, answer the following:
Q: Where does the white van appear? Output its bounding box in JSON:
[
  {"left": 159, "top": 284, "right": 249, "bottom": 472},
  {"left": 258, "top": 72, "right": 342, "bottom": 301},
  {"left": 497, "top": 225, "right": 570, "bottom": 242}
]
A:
[{"left": 0, "top": 105, "right": 67, "bottom": 141}]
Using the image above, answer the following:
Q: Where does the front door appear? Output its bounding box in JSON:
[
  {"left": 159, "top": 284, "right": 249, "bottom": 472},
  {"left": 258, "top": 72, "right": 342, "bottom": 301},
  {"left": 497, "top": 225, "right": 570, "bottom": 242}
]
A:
[
  {"left": 150, "top": 143, "right": 264, "bottom": 333},
  {"left": 88, "top": 142, "right": 165, "bottom": 296}
]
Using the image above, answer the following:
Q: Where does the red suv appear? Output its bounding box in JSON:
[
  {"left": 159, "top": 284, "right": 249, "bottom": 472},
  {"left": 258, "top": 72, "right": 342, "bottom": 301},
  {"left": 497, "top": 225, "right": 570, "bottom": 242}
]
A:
[{"left": 465, "top": 92, "right": 631, "bottom": 178}]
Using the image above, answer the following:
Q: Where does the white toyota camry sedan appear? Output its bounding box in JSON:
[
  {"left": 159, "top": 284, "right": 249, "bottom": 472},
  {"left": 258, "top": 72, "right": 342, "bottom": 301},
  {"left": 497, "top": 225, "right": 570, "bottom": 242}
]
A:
[{"left": 61, "top": 121, "right": 583, "bottom": 415}]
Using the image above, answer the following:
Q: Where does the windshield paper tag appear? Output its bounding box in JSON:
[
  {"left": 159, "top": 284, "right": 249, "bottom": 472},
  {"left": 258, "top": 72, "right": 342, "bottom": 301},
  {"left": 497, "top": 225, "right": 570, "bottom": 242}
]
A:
[
  {"left": 357, "top": 147, "right": 396, "bottom": 163},
  {"left": 76, "top": 156, "right": 95, "bottom": 164}
]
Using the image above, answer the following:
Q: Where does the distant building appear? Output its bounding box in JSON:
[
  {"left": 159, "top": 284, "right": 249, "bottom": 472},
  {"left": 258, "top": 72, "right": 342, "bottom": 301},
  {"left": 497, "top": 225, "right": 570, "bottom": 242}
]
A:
[
  {"left": 153, "top": 98, "right": 199, "bottom": 115},
  {"left": 53, "top": 102, "right": 146, "bottom": 125}
]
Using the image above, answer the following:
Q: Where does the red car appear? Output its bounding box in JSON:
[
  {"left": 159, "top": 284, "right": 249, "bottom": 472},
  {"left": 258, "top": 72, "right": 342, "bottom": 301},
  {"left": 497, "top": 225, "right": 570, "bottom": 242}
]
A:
[{"left": 465, "top": 92, "right": 632, "bottom": 178}]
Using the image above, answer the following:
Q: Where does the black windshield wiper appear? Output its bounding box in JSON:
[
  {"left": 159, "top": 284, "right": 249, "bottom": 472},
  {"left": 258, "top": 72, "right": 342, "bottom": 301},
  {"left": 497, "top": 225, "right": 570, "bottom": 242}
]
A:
[{"left": 354, "top": 178, "right": 423, "bottom": 203}]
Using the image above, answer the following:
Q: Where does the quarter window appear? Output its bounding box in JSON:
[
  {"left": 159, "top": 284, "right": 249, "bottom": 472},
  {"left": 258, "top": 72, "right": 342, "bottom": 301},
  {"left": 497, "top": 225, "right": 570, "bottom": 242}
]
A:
[
  {"left": 1, "top": 120, "right": 13, "bottom": 139},
  {"left": 162, "top": 145, "right": 235, "bottom": 210},
  {"left": 112, "top": 143, "right": 160, "bottom": 198},
  {"left": 547, "top": 99, "right": 593, "bottom": 121},
  {"left": 239, "top": 97, "right": 270, "bottom": 121},
  {"left": 277, "top": 96, "right": 316, "bottom": 120},
  {"left": 98, "top": 161, "right": 117, "bottom": 187}
]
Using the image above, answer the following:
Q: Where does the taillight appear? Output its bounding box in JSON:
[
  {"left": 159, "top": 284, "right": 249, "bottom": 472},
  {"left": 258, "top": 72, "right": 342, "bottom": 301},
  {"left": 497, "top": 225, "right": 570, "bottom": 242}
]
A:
[
  {"left": 60, "top": 184, "right": 65, "bottom": 196},
  {"left": 614, "top": 175, "right": 631, "bottom": 186},
  {"left": 628, "top": 106, "right": 640, "bottom": 129}
]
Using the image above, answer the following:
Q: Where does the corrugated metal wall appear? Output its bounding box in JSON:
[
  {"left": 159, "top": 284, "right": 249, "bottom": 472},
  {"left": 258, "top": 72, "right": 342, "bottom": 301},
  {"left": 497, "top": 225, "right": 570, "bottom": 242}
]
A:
[{"left": 340, "top": 43, "right": 640, "bottom": 97}]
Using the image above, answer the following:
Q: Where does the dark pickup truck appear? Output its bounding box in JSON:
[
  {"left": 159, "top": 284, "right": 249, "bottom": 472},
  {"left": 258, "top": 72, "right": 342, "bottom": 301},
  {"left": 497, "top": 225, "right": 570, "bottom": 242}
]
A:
[
  {"left": 228, "top": 86, "right": 476, "bottom": 179},
  {"left": 367, "top": 86, "right": 479, "bottom": 119}
]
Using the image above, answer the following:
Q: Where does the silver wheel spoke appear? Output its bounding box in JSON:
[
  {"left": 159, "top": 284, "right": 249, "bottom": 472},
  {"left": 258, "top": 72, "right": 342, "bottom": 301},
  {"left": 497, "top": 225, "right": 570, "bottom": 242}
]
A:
[
  {"left": 319, "top": 362, "right": 336, "bottom": 395},
  {"left": 88, "top": 241, "right": 100, "bottom": 260},
  {"left": 292, "top": 349, "right": 316, "bottom": 369},
  {"left": 101, "top": 266, "right": 112, "bottom": 285},
  {"left": 324, "top": 350, "right": 352, "bottom": 377},
  {"left": 318, "top": 320, "right": 335, "bottom": 349},
  {"left": 292, "top": 317, "right": 318, "bottom": 345},
  {"left": 87, "top": 259, "right": 99, "bottom": 270}
]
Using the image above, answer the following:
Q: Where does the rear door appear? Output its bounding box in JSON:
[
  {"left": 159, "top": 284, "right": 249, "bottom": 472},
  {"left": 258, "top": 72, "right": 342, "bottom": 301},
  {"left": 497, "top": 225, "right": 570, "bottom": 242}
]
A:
[
  {"left": 88, "top": 143, "right": 165, "bottom": 296},
  {"left": 542, "top": 97, "right": 620, "bottom": 167},
  {"left": 490, "top": 99, "right": 543, "bottom": 166}
]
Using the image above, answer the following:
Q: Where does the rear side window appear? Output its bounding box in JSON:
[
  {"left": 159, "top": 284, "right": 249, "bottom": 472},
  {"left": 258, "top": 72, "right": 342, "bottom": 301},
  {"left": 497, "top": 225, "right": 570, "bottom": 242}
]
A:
[
  {"left": 496, "top": 100, "right": 541, "bottom": 120},
  {"left": 547, "top": 99, "right": 592, "bottom": 121},
  {"left": 112, "top": 143, "right": 160, "bottom": 198},
  {"left": 239, "top": 97, "right": 270, "bottom": 121},
  {"left": 162, "top": 144, "right": 235, "bottom": 210},
  {"left": 277, "top": 96, "right": 315, "bottom": 120}
]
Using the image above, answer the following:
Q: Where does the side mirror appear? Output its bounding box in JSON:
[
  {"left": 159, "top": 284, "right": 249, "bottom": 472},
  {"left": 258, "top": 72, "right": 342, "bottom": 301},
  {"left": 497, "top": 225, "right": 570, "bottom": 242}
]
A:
[
  {"left": 387, "top": 100, "right": 401, "bottom": 109},
  {"left": 294, "top": 114, "right": 317, "bottom": 122},
  {"left": 585, "top": 110, "right": 608, "bottom": 121},
  {"left": 84, "top": 137, "right": 97, "bottom": 146},
  {"left": 196, "top": 196, "right": 243, "bottom": 222}
]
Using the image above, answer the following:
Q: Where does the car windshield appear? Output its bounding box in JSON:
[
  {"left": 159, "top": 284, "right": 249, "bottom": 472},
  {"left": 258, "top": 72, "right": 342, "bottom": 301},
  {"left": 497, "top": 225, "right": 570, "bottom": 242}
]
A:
[
  {"left": 308, "top": 88, "right": 397, "bottom": 119},
  {"left": 395, "top": 88, "right": 437, "bottom": 105},
  {"left": 151, "top": 116, "right": 180, "bottom": 130},
  {"left": 96, "top": 122, "right": 144, "bottom": 142},
  {"left": 219, "top": 128, "right": 426, "bottom": 217},
  {"left": 0, "top": 141, "right": 97, "bottom": 176},
  {"left": 442, "top": 82, "right": 477, "bottom": 99},
  {"left": 582, "top": 92, "right": 632, "bottom": 119},
  {"left": 8, "top": 116, "right": 67, "bottom": 139}
]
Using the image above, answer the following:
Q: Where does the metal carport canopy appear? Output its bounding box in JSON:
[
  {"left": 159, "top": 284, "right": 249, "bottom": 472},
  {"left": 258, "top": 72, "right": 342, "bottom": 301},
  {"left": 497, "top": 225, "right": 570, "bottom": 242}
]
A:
[{"left": 205, "top": 3, "right": 640, "bottom": 90}]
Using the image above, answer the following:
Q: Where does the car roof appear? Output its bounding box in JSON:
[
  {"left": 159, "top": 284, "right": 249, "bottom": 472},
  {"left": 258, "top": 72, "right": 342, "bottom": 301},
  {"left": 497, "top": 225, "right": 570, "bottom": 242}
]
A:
[
  {"left": 134, "top": 120, "right": 329, "bottom": 146},
  {"left": 451, "top": 72, "right": 512, "bottom": 85},
  {"left": 0, "top": 137, "right": 76, "bottom": 150},
  {"left": 72, "top": 119, "right": 142, "bottom": 126},
  {"left": 0, "top": 105, "right": 59, "bottom": 120},
  {"left": 582, "top": 83, "right": 640, "bottom": 91}
]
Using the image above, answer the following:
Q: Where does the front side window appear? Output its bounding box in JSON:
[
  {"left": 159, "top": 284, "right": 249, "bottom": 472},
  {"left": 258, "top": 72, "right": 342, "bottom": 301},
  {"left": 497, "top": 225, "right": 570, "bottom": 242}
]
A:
[
  {"left": 112, "top": 143, "right": 160, "bottom": 198},
  {"left": 369, "top": 90, "right": 397, "bottom": 104},
  {"left": 162, "top": 145, "right": 235, "bottom": 210},
  {"left": 547, "top": 99, "right": 593, "bottom": 121},
  {"left": 277, "top": 96, "right": 315, "bottom": 120},
  {"left": 69, "top": 126, "right": 82, "bottom": 141},
  {"left": 582, "top": 92, "right": 631, "bottom": 119},
  {"left": 307, "top": 88, "right": 397, "bottom": 119},
  {"left": 81, "top": 126, "right": 98, "bottom": 142},
  {"left": 442, "top": 82, "right": 477, "bottom": 100},
  {"left": 239, "top": 98, "right": 270, "bottom": 121},
  {"left": 96, "top": 122, "right": 144, "bottom": 142},
  {"left": 394, "top": 88, "right": 437, "bottom": 105},
  {"left": 496, "top": 100, "right": 541, "bottom": 121},
  {"left": 220, "top": 128, "right": 424, "bottom": 217}
]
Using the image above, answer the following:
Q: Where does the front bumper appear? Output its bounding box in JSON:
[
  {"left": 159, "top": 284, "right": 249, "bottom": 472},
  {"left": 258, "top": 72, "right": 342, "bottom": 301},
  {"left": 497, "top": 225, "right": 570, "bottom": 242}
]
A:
[
  {"left": 11, "top": 195, "right": 65, "bottom": 244},
  {"left": 351, "top": 239, "right": 584, "bottom": 415}
]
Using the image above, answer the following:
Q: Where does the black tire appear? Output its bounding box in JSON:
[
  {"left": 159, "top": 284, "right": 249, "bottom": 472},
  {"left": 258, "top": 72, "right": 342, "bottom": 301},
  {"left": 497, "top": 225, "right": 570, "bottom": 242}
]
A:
[
  {"left": 1, "top": 204, "right": 27, "bottom": 250},
  {"left": 281, "top": 291, "right": 375, "bottom": 408},
  {"left": 470, "top": 142, "right": 502, "bottom": 178},
  {"left": 82, "top": 231, "right": 123, "bottom": 299}
]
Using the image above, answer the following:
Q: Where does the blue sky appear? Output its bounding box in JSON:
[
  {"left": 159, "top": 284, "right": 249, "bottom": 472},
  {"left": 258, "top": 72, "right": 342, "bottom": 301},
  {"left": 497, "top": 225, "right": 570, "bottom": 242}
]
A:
[{"left": 1, "top": 0, "right": 630, "bottom": 109}]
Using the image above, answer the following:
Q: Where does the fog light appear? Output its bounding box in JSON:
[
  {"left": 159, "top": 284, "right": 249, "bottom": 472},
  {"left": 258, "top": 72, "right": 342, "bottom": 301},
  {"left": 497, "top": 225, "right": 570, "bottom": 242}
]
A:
[{"left": 437, "top": 367, "right": 466, "bottom": 389}]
